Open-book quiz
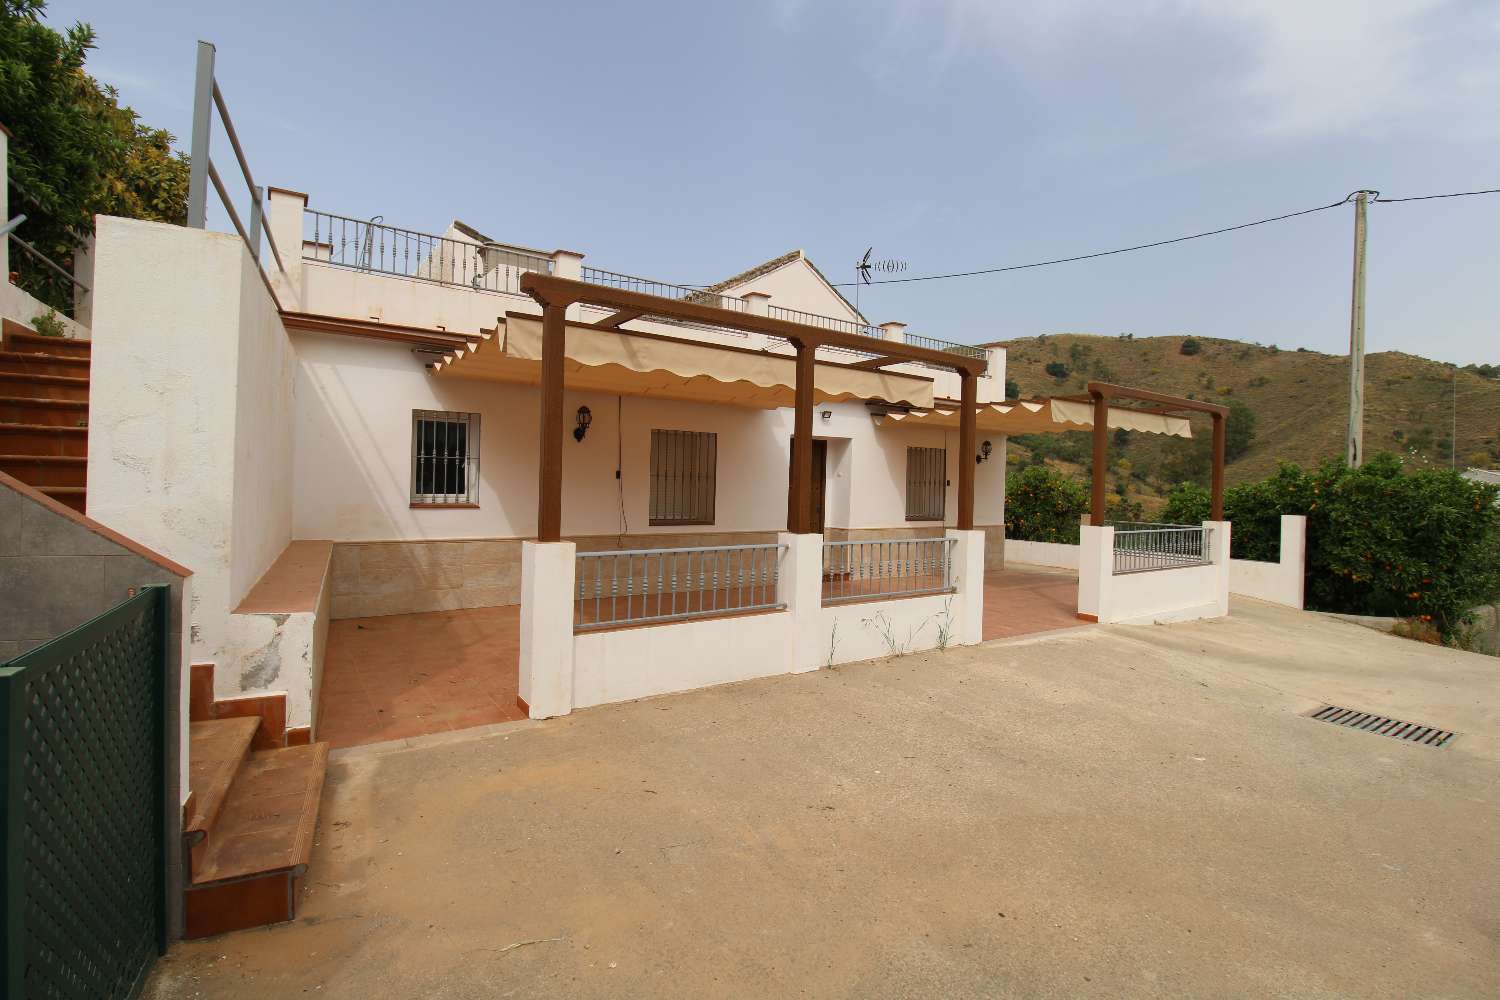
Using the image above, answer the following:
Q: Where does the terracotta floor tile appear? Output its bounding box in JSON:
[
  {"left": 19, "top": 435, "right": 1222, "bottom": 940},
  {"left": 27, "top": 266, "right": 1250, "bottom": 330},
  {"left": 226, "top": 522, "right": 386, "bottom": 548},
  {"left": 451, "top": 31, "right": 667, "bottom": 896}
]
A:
[
  {"left": 981, "top": 568, "right": 1090, "bottom": 641},
  {"left": 318, "top": 605, "right": 525, "bottom": 749}
]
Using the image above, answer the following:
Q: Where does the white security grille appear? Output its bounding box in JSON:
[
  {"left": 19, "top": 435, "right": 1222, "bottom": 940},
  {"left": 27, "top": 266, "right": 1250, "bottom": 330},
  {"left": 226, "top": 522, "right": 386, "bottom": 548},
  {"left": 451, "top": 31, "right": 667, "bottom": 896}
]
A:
[
  {"left": 650, "top": 429, "right": 717, "bottom": 525},
  {"left": 411, "top": 410, "right": 479, "bottom": 505},
  {"left": 905, "top": 446, "right": 946, "bottom": 521}
]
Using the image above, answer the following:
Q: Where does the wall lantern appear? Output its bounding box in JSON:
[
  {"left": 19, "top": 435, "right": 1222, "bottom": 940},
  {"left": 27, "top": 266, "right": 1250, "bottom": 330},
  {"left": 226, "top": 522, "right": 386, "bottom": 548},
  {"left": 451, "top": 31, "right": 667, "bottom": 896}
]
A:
[
  {"left": 976, "top": 439, "right": 993, "bottom": 464},
  {"left": 573, "top": 405, "right": 592, "bottom": 442}
]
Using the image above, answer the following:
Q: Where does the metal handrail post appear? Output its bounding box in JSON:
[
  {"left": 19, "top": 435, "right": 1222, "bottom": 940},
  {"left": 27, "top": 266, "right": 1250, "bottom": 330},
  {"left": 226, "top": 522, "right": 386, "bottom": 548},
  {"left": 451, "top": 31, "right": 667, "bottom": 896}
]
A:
[{"left": 186, "top": 41, "right": 216, "bottom": 229}]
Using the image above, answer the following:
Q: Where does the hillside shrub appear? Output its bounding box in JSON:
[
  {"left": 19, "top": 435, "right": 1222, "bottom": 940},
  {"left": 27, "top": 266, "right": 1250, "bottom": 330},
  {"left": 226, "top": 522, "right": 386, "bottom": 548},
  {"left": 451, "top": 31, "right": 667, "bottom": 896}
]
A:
[
  {"left": 1180, "top": 337, "right": 1201, "bottom": 356},
  {"left": 1005, "top": 465, "right": 1087, "bottom": 543},
  {"left": 1044, "top": 361, "right": 1070, "bottom": 380},
  {"left": 1004, "top": 376, "right": 1020, "bottom": 400},
  {"left": 1162, "top": 457, "right": 1500, "bottom": 635}
]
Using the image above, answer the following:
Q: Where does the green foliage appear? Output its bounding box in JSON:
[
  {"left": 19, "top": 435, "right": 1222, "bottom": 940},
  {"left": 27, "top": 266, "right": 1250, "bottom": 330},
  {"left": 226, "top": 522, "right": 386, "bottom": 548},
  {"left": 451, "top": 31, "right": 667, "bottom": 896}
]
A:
[
  {"left": 1224, "top": 399, "right": 1256, "bottom": 462},
  {"left": 29, "top": 308, "right": 65, "bottom": 337},
  {"left": 1167, "top": 457, "right": 1500, "bottom": 635},
  {"left": 1044, "top": 361, "right": 1070, "bottom": 380},
  {"left": 1012, "top": 431, "right": 1090, "bottom": 468},
  {"left": 1160, "top": 481, "right": 1210, "bottom": 525},
  {"left": 1105, "top": 495, "right": 1144, "bottom": 523},
  {"left": 0, "top": 0, "right": 190, "bottom": 311},
  {"left": 1004, "top": 376, "right": 1020, "bottom": 400},
  {"left": 1005, "top": 465, "right": 1087, "bottom": 543},
  {"left": 1179, "top": 337, "right": 1201, "bottom": 356}
]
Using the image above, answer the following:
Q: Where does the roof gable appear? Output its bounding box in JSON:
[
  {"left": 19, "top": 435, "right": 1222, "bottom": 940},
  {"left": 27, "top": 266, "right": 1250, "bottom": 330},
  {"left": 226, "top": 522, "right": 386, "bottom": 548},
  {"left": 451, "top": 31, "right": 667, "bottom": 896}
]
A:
[{"left": 704, "top": 250, "right": 868, "bottom": 325}]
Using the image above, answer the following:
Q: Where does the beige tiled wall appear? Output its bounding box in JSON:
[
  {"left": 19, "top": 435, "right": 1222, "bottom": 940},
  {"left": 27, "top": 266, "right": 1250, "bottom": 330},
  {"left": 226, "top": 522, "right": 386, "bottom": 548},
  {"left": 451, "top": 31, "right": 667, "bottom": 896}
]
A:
[
  {"left": 331, "top": 525, "right": 1005, "bottom": 620},
  {"left": 330, "top": 540, "right": 524, "bottom": 619}
]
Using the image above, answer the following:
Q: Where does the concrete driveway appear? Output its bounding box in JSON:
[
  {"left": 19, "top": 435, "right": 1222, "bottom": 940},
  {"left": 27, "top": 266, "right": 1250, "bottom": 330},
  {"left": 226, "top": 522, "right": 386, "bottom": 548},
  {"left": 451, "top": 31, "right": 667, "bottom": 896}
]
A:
[{"left": 145, "top": 600, "right": 1499, "bottom": 999}]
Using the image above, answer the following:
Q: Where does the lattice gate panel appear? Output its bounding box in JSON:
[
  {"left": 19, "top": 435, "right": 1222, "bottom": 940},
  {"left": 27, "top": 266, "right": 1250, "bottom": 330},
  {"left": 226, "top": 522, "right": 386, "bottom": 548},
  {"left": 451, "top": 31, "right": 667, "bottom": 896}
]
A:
[{"left": 2, "top": 587, "right": 167, "bottom": 1000}]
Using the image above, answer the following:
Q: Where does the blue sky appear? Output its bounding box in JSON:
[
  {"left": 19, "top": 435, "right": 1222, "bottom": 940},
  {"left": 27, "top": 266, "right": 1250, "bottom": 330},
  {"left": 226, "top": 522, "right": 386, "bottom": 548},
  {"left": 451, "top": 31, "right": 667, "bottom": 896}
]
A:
[{"left": 53, "top": 0, "right": 1500, "bottom": 363}]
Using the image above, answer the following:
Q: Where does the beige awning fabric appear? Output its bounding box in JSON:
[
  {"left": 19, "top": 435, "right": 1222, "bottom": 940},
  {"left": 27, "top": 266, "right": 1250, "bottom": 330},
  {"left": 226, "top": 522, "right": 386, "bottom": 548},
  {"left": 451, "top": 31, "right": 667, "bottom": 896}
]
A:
[
  {"left": 879, "top": 398, "right": 1192, "bottom": 437},
  {"left": 430, "top": 314, "right": 935, "bottom": 410}
]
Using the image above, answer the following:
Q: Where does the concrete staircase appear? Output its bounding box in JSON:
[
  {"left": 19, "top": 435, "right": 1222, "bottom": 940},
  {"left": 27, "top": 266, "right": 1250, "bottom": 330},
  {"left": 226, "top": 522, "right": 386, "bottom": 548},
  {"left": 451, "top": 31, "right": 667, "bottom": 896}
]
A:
[
  {"left": 0, "top": 320, "right": 90, "bottom": 513},
  {"left": 184, "top": 663, "right": 330, "bottom": 938}
]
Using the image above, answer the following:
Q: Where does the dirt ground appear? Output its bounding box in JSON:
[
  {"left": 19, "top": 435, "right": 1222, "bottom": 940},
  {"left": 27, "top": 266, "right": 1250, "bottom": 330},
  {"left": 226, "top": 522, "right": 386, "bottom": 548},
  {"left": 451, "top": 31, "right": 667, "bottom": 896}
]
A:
[{"left": 144, "top": 599, "right": 1500, "bottom": 999}]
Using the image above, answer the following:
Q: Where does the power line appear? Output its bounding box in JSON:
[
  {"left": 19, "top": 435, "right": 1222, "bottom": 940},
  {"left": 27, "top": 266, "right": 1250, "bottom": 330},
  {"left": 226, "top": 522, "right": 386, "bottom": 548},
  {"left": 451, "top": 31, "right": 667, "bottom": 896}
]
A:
[
  {"left": 1375, "top": 187, "right": 1500, "bottom": 203},
  {"left": 821, "top": 186, "right": 1500, "bottom": 287}
]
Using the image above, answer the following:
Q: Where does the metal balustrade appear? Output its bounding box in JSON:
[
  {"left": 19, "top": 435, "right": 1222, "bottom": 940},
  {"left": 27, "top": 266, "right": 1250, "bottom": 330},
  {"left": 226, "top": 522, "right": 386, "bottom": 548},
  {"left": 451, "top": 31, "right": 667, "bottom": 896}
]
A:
[
  {"left": 822, "top": 537, "right": 957, "bottom": 604},
  {"left": 575, "top": 543, "right": 786, "bottom": 631},
  {"left": 904, "top": 332, "right": 988, "bottom": 361},
  {"left": 579, "top": 266, "right": 748, "bottom": 313},
  {"left": 767, "top": 304, "right": 881, "bottom": 339},
  {"left": 304, "top": 209, "right": 553, "bottom": 294},
  {"left": 1111, "top": 524, "right": 1213, "bottom": 574}
]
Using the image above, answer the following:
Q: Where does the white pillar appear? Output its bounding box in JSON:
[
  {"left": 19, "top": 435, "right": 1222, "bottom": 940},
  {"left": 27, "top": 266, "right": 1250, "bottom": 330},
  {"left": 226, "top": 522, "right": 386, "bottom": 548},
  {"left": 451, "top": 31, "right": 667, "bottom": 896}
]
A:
[
  {"left": 740, "top": 291, "right": 771, "bottom": 349},
  {"left": 1077, "top": 524, "right": 1113, "bottom": 622},
  {"left": 1204, "top": 520, "right": 1232, "bottom": 617},
  {"left": 1280, "top": 514, "right": 1307, "bottom": 610},
  {"left": 552, "top": 249, "right": 584, "bottom": 321},
  {"left": 267, "top": 187, "right": 308, "bottom": 309},
  {"left": 779, "top": 532, "right": 824, "bottom": 673},
  {"left": 0, "top": 121, "right": 9, "bottom": 279},
  {"left": 71, "top": 233, "right": 94, "bottom": 329},
  {"left": 879, "top": 321, "right": 906, "bottom": 344},
  {"left": 519, "top": 540, "right": 576, "bottom": 718},
  {"left": 986, "top": 345, "right": 1005, "bottom": 383},
  {"left": 946, "top": 528, "right": 985, "bottom": 645}
]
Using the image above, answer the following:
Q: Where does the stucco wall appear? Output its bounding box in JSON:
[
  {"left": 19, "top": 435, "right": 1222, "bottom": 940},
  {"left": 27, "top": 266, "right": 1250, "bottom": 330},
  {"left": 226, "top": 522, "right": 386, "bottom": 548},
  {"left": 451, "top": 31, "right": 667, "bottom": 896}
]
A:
[
  {"left": 291, "top": 329, "right": 1007, "bottom": 547},
  {"left": 1227, "top": 515, "right": 1306, "bottom": 610},
  {"left": 1005, "top": 538, "right": 1082, "bottom": 569},
  {"left": 87, "top": 217, "right": 295, "bottom": 668},
  {"left": 1078, "top": 522, "right": 1231, "bottom": 625}
]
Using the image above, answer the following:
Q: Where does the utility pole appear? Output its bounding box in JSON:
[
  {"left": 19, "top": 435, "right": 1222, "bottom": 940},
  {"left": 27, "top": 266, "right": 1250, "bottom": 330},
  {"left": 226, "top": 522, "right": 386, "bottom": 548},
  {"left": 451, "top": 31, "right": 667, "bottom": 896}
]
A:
[{"left": 1346, "top": 190, "right": 1370, "bottom": 467}]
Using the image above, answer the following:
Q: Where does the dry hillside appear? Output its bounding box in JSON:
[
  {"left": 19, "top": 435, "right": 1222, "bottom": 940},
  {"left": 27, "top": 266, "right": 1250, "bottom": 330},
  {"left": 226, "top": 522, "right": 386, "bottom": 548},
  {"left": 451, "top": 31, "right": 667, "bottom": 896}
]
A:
[{"left": 988, "top": 333, "right": 1500, "bottom": 503}]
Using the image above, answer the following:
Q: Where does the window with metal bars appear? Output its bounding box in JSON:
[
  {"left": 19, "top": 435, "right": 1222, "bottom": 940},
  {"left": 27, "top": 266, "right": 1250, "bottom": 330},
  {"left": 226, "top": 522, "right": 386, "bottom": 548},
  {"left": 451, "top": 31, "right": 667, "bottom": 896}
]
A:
[
  {"left": 650, "top": 429, "right": 717, "bottom": 525},
  {"left": 411, "top": 410, "right": 480, "bottom": 506},
  {"left": 905, "top": 446, "right": 947, "bottom": 521}
]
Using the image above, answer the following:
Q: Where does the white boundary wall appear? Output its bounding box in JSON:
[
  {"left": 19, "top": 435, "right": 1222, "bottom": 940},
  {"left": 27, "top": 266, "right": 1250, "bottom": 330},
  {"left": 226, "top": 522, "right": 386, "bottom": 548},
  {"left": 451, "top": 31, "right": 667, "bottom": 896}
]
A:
[
  {"left": 1009, "top": 515, "right": 1305, "bottom": 611},
  {"left": 88, "top": 217, "right": 296, "bottom": 685},
  {"left": 1227, "top": 515, "right": 1306, "bottom": 609},
  {"left": 1004, "top": 538, "right": 1080, "bottom": 569},
  {"left": 522, "top": 530, "right": 985, "bottom": 718},
  {"left": 1077, "top": 521, "right": 1231, "bottom": 625}
]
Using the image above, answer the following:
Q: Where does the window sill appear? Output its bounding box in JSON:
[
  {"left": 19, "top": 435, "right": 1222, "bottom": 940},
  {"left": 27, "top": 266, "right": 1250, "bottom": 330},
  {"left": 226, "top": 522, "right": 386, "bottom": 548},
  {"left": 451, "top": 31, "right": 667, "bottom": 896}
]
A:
[{"left": 411, "top": 502, "right": 481, "bottom": 510}]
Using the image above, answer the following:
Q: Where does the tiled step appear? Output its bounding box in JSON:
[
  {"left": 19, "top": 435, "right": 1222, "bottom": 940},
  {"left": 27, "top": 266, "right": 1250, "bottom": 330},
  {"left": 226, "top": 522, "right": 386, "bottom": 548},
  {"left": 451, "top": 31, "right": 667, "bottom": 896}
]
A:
[
  {"left": 0, "top": 350, "right": 90, "bottom": 379},
  {"left": 0, "top": 454, "right": 85, "bottom": 487},
  {"left": 185, "top": 717, "right": 261, "bottom": 858},
  {"left": 39, "top": 485, "right": 85, "bottom": 513},
  {"left": 1, "top": 329, "right": 92, "bottom": 359},
  {"left": 183, "top": 742, "right": 330, "bottom": 939},
  {"left": 0, "top": 395, "right": 88, "bottom": 427},
  {"left": 0, "top": 372, "right": 89, "bottom": 401},
  {"left": 0, "top": 424, "right": 87, "bottom": 456}
]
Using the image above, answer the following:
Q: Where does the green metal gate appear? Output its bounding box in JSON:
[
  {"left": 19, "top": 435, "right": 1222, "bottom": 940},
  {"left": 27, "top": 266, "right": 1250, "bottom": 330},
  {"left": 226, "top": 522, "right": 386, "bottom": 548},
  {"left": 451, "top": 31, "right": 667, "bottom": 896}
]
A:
[{"left": 1, "top": 586, "right": 169, "bottom": 999}]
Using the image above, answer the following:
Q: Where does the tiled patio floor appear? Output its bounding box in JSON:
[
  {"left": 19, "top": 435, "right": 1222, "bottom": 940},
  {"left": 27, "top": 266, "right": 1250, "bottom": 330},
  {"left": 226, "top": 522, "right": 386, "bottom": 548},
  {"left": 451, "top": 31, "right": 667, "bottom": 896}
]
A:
[
  {"left": 317, "top": 606, "right": 523, "bottom": 749},
  {"left": 983, "top": 565, "right": 1086, "bottom": 640}
]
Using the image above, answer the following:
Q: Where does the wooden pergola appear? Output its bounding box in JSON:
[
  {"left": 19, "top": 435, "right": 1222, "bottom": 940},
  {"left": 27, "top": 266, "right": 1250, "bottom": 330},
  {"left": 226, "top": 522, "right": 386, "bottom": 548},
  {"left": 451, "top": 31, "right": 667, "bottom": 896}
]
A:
[
  {"left": 519, "top": 273, "right": 989, "bottom": 542},
  {"left": 1079, "top": 382, "right": 1228, "bottom": 525}
]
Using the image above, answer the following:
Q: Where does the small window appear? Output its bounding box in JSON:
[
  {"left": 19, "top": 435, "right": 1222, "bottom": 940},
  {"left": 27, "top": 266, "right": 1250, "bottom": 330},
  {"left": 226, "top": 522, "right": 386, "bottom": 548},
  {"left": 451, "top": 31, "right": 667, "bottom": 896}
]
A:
[
  {"left": 905, "top": 446, "right": 946, "bottom": 521},
  {"left": 411, "top": 410, "right": 479, "bottom": 506},
  {"left": 650, "top": 429, "right": 717, "bottom": 525}
]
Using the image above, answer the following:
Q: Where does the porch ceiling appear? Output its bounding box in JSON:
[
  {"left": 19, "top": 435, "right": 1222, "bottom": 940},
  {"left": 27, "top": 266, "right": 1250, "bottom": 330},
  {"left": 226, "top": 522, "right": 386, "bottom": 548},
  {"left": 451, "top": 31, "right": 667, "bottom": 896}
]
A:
[
  {"left": 878, "top": 398, "right": 1193, "bottom": 437},
  {"left": 429, "top": 313, "right": 936, "bottom": 410}
]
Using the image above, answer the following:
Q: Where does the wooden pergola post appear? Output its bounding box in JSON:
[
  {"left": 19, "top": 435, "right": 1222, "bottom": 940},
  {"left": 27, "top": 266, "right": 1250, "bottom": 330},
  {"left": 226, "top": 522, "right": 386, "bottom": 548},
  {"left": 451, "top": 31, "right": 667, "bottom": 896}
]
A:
[
  {"left": 957, "top": 372, "right": 977, "bottom": 530},
  {"left": 1210, "top": 411, "right": 1226, "bottom": 521},
  {"left": 788, "top": 341, "right": 815, "bottom": 533},
  {"left": 537, "top": 300, "right": 567, "bottom": 542},
  {"left": 1090, "top": 387, "right": 1109, "bottom": 526}
]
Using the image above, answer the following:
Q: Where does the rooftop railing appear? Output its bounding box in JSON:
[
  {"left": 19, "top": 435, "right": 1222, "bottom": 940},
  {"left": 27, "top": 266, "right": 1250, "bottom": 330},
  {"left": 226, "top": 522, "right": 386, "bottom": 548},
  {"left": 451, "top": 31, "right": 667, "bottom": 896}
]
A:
[
  {"left": 767, "top": 304, "right": 881, "bottom": 339},
  {"left": 579, "top": 266, "right": 748, "bottom": 314},
  {"left": 904, "top": 332, "right": 988, "bottom": 361},
  {"left": 303, "top": 209, "right": 553, "bottom": 294}
]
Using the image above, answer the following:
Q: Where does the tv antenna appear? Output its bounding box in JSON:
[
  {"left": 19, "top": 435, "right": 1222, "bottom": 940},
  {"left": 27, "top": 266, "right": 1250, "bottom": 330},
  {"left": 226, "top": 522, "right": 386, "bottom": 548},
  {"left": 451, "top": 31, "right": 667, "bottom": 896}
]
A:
[{"left": 854, "top": 247, "right": 906, "bottom": 311}]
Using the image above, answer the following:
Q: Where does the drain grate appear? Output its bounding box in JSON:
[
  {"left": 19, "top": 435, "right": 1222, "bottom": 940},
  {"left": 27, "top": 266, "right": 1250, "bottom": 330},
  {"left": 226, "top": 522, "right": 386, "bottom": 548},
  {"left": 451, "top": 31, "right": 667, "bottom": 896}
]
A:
[{"left": 1306, "top": 705, "right": 1457, "bottom": 748}]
